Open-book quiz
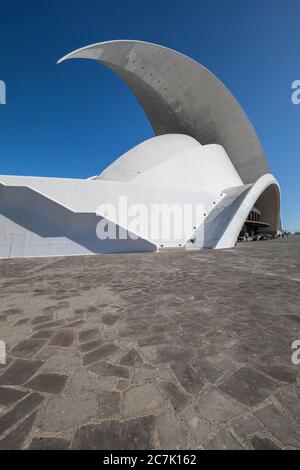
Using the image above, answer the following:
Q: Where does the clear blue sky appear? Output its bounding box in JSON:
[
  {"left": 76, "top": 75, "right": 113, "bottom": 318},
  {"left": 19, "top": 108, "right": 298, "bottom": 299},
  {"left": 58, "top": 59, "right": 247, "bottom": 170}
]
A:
[{"left": 0, "top": 0, "right": 299, "bottom": 231}]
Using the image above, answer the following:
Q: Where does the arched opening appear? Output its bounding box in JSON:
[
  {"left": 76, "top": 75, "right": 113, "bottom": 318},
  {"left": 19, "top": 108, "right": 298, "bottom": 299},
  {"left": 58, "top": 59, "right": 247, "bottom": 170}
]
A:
[
  {"left": 207, "top": 174, "right": 280, "bottom": 249},
  {"left": 238, "top": 183, "right": 280, "bottom": 241},
  {"left": 254, "top": 184, "right": 280, "bottom": 233}
]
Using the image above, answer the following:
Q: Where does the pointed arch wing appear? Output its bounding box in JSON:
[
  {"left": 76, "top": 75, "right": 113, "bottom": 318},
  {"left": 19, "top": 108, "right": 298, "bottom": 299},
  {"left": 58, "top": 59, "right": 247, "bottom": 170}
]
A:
[{"left": 58, "top": 40, "right": 269, "bottom": 184}]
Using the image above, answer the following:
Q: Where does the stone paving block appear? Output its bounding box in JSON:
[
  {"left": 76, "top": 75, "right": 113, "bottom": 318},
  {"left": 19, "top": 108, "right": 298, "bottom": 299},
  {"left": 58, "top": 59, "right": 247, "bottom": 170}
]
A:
[
  {"left": 0, "top": 411, "right": 37, "bottom": 450},
  {"left": 34, "top": 346, "right": 59, "bottom": 361},
  {"left": 133, "top": 365, "right": 171, "bottom": 382},
  {"left": 43, "top": 306, "right": 56, "bottom": 313},
  {"left": 275, "top": 388, "right": 300, "bottom": 419},
  {"left": 28, "top": 437, "right": 70, "bottom": 450},
  {"left": 251, "top": 435, "right": 281, "bottom": 450},
  {"left": 30, "top": 330, "right": 54, "bottom": 339},
  {"left": 77, "top": 339, "right": 103, "bottom": 353},
  {"left": 65, "top": 367, "right": 116, "bottom": 394},
  {"left": 0, "top": 392, "right": 43, "bottom": 435},
  {"left": 0, "top": 359, "right": 43, "bottom": 385},
  {"left": 120, "top": 349, "right": 143, "bottom": 366},
  {"left": 89, "top": 361, "right": 129, "bottom": 379},
  {"left": 153, "top": 345, "right": 194, "bottom": 364},
  {"left": 78, "top": 328, "right": 100, "bottom": 343},
  {"left": 98, "top": 391, "right": 121, "bottom": 418},
  {"left": 30, "top": 314, "right": 54, "bottom": 325},
  {"left": 11, "top": 339, "right": 45, "bottom": 358},
  {"left": 227, "top": 340, "right": 269, "bottom": 364},
  {"left": 67, "top": 319, "right": 86, "bottom": 328},
  {"left": 36, "top": 392, "right": 97, "bottom": 432},
  {"left": 181, "top": 405, "right": 211, "bottom": 445},
  {"left": 32, "top": 320, "right": 65, "bottom": 332},
  {"left": 119, "top": 326, "right": 149, "bottom": 338},
  {"left": 41, "top": 348, "right": 81, "bottom": 373},
  {"left": 83, "top": 343, "right": 120, "bottom": 366},
  {"left": 102, "top": 314, "right": 120, "bottom": 325},
  {"left": 218, "top": 367, "right": 276, "bottom": 406},
  {"left": 285, "top": 314, "right": 300, "bottom": 324},
  {"left": 72, "top": 415, "right": 158, "bottom": 450},
  {"left": 257, "top": 365, "right": 297, "bottom": 384},
  {"left": 157, "top": 412, "right": 187, "bottom": 449},
  {"left": 208, "top": 353, "right": 237, "bottom": 371},
  {"left": 116, "top": 379, "right": 129, "bottom": 391},
  {"left": 2, "top": 308, "right": 23, "bottom": 316},
  {"left": 74, "top": 308, "right": 86, "bottom": 316},
  {"left": 26, "top": 373, "right": 68, "bottom": 394},
  {"left": 160, "top": 381, "right": 189, "bottom": 411},
  {"left": 138, "top": 334, "right": 168, "bottom": 347},
  {"left": 171, "top": 363, "right": 204, "bottom": 395},
  {"left": 124, "top": 383, "right": 164, "bottom": 416},
  {"left": 205, "top": 429, "right": 243, "bottom": 450},
  {"left": 255, "top": 404, "right": 300, "bottom": 448},
  {"left": 195, "top": 389, "right": 244, "bottom": 425},
  {"left": 0, "top": 387, "right": 28, "bottom": 406},
  {"left": 14, "top": 318, "right": 30, "bottom": 326},
  {"left": 216, "top": 332, "right": 240, "bottom": 349},
  {"left": 49, "top": 329, "right": 74, "bottom": 347},
  {"left": 230, "top": 413, "right": 266, "bottom": 442},
  {"left": 195, "top": 359, "right": 223, "bottom": 383}
]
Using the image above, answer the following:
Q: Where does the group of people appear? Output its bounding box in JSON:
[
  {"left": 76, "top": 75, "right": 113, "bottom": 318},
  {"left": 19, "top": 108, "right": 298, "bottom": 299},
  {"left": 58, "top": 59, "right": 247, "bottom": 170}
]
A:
[{"left": 240, "top": 230, "right": 289, "bottom": 242}]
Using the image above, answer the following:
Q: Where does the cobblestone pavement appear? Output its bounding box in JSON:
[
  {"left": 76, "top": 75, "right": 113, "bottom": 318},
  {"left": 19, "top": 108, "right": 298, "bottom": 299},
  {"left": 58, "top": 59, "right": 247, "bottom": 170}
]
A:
[{"left": 0, "top": 237, "right": 299, "bottom": 450}]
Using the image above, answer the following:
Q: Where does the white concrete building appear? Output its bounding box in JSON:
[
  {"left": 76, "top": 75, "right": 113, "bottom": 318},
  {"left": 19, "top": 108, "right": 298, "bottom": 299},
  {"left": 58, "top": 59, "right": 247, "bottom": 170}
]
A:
[{"left": 0, "top": 40, "right": 280, "bottom": 257}]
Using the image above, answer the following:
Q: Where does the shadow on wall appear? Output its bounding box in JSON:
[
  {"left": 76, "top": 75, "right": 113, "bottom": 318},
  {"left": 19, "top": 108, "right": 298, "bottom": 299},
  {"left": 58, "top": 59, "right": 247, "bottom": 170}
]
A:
[
  {"left": 194, "top": 185, "right": 251, "bottom": 249},
  {"left": 0, "top": 184, "right": 156, "bottom": 257}
]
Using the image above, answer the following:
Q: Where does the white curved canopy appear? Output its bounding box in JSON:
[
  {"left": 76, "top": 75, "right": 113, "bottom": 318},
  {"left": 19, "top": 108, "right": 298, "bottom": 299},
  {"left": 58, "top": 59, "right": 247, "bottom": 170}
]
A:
[{"left": 58, "top": 39, "right": 270, "bottom": 184}]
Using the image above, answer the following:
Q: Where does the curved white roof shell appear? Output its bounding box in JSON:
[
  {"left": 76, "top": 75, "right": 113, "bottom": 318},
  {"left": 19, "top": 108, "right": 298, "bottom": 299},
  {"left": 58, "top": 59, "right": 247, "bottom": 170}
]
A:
[
  {"left": 59, "top": 40, "right": 269, "bottom": 184},
  {"left": 96, "top": 134, "right": 243, "bottom": 193}
]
